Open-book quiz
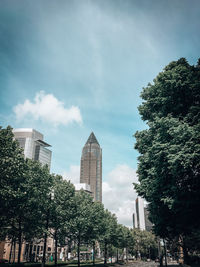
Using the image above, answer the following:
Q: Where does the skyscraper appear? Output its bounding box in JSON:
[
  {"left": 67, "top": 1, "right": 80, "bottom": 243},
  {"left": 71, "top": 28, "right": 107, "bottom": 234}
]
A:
[
  {"left": 135, "top": 197, "right": 145, "bottom": 230},
  {"left": 133, "top": 196, "right": 153, "bottom": 231},
  {"left": 80, "top": 132, "right": 102, "bottom": 202},
  {"left": 13, "top": 128, "right": 52, "bottom": 168}
]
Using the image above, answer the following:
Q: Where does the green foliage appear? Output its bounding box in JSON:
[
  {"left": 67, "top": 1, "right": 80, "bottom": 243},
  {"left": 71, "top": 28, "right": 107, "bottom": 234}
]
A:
[
  {"left": 131, "top": 229, "right": 157, "bottom": 259},
  {"left": 134, "top": 58, "right": 200, "bottom": 252},
  {"left": 0, "top": 126, "right": 27, "bottom": 238},
  {"left": 49, "top": 174, "right": 75, "bottom": 242}
]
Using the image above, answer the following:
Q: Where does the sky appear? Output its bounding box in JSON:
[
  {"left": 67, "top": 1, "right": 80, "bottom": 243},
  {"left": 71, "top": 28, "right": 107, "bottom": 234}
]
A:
[{"left": 0, "top": 0, "right": 200, "bottom": 227}]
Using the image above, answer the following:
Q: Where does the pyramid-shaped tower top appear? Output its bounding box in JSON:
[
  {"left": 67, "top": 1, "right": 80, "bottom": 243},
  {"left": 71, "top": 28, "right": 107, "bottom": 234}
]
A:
[{"left": 85, "top": 132, "right": 99, "bottom": 146}]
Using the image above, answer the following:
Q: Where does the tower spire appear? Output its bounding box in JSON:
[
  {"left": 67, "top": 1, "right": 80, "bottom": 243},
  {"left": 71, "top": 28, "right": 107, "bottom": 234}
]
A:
[{"left": 85, "top": 132, "right": 99, "bottom": 145}]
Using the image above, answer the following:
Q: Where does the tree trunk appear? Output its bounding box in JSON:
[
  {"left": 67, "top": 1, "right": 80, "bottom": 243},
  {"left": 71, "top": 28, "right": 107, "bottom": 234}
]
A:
[
  {"left": 183, "top": 243, "right": 190, "bottom": 265},
  {"left": 17, "top": 219, "right": 22, "bottom": 264},
  {"left": 29, "top": 243, "right": 33, "bottom": 262},
  {"left": 163, "top": 239, "right": 167, "bottom": 267},
  {"left": 104, "top": 241, "right": 107, "bottom": 265},
  {"left": 13, "top": 240, "right": 16, "bottom": 263},
  {"left": 92, "top": 241, "right": 95, "bottom": 266},
  {"left": 77, "top": 234, "right": 81, "bottom": 267},
  {"left": 116, "top": 248, "right": 119, "bottom": 263},
  {"left": 42, "top": 209, "right": 49, "bottom": 267},
  {"left": 54, "top": 230, "right": 58, "bottom": 267},
  {"left": 159, "top": 253, "right": 163, "bottom": 267},
  {"left": 42, "top": 232, "right": 47, "bottom": 267},
  {"left": 9, "top": 240, "right": 13, "bottom": 264}
]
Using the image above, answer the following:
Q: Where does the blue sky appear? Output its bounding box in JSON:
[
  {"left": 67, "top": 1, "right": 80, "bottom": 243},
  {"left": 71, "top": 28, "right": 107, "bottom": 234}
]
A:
[{"left": 0, "top": 0, "right": 200, "bottom": 226}]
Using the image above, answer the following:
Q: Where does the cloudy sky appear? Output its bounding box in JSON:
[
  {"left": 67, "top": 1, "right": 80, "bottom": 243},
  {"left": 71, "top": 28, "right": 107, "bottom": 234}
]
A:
[{"left": 0, "top": 0, "right": 199, "bottom": 227}]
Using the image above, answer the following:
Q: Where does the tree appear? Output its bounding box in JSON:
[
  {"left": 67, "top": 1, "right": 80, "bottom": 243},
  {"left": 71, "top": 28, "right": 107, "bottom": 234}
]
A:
[
  {"left": 70, "top": 190, "right": 97, "bottom": 267},
  {"left": 114, "top": 225, "right": 133, "bottom": 262},
  {"left": 131, "top": 229, "right": 157, "bottom": 260},
  {"left": 85, "top": 201, "right": 105, "bottom": 266},
  {"left": 100, "top": 209, "right": 118, "bottom": 264},
  {"left": 0, "top": 126, "right": 26, "bottom": 237},
  {"left": 0, "top": 126, "right": 30, "bottom": 263},
  {"left": 134, "top": 58, "right": 200, "bottom": 263},
  {"left": 49, "top": 175, "right": 75, "bottom": 266},
  {"left": 0, "top": 126, "right": 54, "bottom": 263}
]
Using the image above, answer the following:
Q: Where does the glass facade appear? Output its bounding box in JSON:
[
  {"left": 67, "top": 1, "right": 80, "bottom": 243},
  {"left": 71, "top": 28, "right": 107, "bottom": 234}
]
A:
[
  {"left": 13, "top": 129, "right": 52, "bottom": 169},
  {"left": 80, "top": 133, "right": 102, "bottom": 202}
]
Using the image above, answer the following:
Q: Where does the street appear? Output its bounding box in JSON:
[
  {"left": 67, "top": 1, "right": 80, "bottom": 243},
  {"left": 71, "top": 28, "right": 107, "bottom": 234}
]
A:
[{"left": 114, "top": 261, "right": 178, "bottom": 267}]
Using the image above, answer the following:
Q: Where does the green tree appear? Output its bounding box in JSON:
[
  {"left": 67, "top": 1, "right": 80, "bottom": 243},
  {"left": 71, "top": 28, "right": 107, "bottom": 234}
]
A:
[
  {"left": 70, "top": 190, "right": 97, "bottom": 267},
  {"left": 114, "top": 225, "right": 133, "bottom": 262},
  {"left": 49, "top": 175, "right": 75, "bottom": 266},
  {"left": 0, "top": 126, "right": 30, "bottom": 263},
  {"left": 134, "top": 58, "right": 200, "bottom": 263},
  {"left": 86, "top": 201, "right": 105, "bottom": 266},
  {"left": 0, "top": 126, "right": 54, "bottom": 263},
  {"left": 100, "top": 209, "right": 118, "bottom": 264},
  {"left": 0, "top": 126, "right": 26, "bottom": 237},
  {"left": 25, "top": 160, "right": 53, "bottom": 266}
]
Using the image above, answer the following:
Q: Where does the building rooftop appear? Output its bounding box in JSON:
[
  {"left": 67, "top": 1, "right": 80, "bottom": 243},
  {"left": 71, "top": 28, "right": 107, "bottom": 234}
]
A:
[
  {"left": 85, "top": 132, "right": 99, "bottom": 145},
  {"left": 13, "top": 128, "right": 35, "bottom": 132},
  {"left": 36, "top": 139, "right": 51, "bottom": 147}
]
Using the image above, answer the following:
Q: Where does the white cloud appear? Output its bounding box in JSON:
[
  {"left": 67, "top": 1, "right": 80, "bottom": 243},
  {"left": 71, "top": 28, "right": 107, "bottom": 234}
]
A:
[
  {"left": 13, "top": 91, "right": 82, "bottom": 126},
  {"left": 103, "top": 164, "right": 138, "bottom": 227},
  {"left": 63, "top": 165, "right": 80, "bottom": 184}
]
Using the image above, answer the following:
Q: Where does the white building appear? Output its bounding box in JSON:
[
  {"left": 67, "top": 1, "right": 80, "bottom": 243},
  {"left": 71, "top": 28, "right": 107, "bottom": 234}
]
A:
[
  {"left": 13, "top": 128, "right": 52, "bottom": 168},
  {"left": 135, "top": 197, "right": 146, "bottom": 230},
  {"left": 134, "top": 197, "right": 153, "bottom": 231}
]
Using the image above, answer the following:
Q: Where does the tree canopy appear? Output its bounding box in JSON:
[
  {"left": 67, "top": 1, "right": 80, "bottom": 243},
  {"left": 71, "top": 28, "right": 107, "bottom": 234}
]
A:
[{"left": 134, "top": 58, "right": 200, "bottom": 255}]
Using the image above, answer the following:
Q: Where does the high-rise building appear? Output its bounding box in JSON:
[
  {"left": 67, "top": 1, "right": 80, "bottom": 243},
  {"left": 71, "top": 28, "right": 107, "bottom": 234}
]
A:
[
  {"left": 80, "top": 132, "right": 102, "bottom": 202},
  {"left": 134, "top": 197, "right": 153, "bottom": 231},
  {"left": 13, "top": 128, "right": 52, "bottom": 168},
  {"left": 135, "top": 197, "right": 146, "bottom": 230}
]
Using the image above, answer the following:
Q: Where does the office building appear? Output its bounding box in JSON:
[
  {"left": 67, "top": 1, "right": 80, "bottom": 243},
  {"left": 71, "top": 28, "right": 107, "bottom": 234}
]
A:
[
  {"left": 135, "top": 197, "right": 146, "bottom": 230},
  {"left": 13, "top": 128, "right": 52, "bottom": 168},
  {"left": 80, "top": 132, "right": 102, "bottom": 202},
  {"left": 134, "top": 197, "right": 153, "bottom": 231}
]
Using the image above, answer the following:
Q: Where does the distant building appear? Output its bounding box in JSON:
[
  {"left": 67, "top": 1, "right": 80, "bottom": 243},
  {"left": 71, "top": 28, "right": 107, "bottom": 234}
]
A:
[
  {"left": 135, "top": 197, "right": 146, "bottom": 230},
  {"left": 80, "top": 132, "right": 102, "bottom": 202},
  {"left": 134, "top": 197, "right": 153, "bottom": 231},
  {"left": 133, "top": 213, "right": 137, "bottom": 229},
  {"left": 13, "top": 128, "right": 52, "bottom": 168}
]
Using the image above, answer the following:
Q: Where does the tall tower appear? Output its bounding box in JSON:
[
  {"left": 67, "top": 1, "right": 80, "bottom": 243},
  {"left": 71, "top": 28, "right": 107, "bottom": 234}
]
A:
[
  {"left": 80, "top": 132, "right": 102, "bottom": 202},
  {"left": 135, "top": 197, "right": 145, "bottom": 230}
]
